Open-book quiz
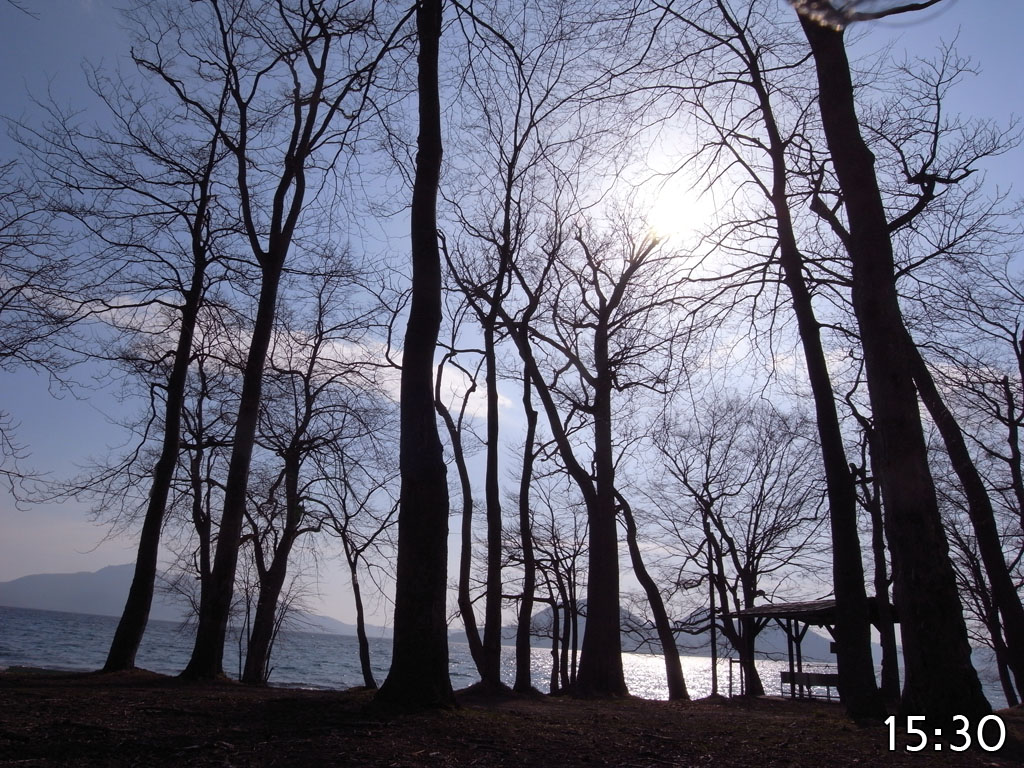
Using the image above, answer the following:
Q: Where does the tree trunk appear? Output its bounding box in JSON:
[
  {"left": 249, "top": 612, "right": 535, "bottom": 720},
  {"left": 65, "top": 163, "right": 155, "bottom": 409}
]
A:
[
  {"left": 481, "top": 323, "right": 503, "bottom": 688},
  {"left": 350, "top": 556, "right": 377, "bottom": 689},
  {"left": 105, "top": 252, "right": 208, "bottom": 672},
  {"left": 503, "top": 318, "right": 620, "bottom": 695},
  {"left": 906, "top": 335, "right": 1024, "bottom": 692},
  {"left": 974, "top": 556, "right": 1019, "bottom": 707},
  {"left": 514, "top": 368, "right": 538, "bottom": 693},
  {"left": 991, "top": 621, "right": 1019, "bottom": 707},
  {"left": 798, "top": 12, "right": 989, "bottom": 722},
  {"left": 574, "top": 331, "right": 627, "bottom": 697},
  {"left": 740, "top": 617, "right": 765, "bottom": 697},
  {"left": 242, "top": 456, "right": 302, "bottom": 684},
  {"left": 620, "top": 494, "right": 688, "bottom": 700},
  {"left": 435, "top": 389, "right": 484, "bottom": 675},
  {"left": 549, "top": 597, "right": 561, "bottom": 693},
  {"left": 863, "top": 466, "right": 901, "bottom": 703},
  {"left": 777, "top": 245, "right": 881, "bottom": 718},
  {"left": 1000, "top": 375, "right": 1024, "bottom": 528},
  {"left": 569, "top": 590, "right": 580, "bottom": 687},
  {"left": 994, "top": 633, "right": 1020, "bottom": 708},
  {"left": 375, "top": 0, "right": 454, "bottom": 709},
  {"left": 561, "top": 600, "right": 573, "bottom": 690},
  {"left": 241, "top": 538, "right": 292, "bottom": 684},
  {"left": 720, "top": 618, "right": 763, "bottom": 697},
  {"left": 725, "top": 15, "right": 884, "bottom": 716},
  {"left": 190, "top": 438, "right": 214, "bottom": 616},
  {"left": 553, "top": 571, "right": 571, "bottom": 691},
  {"left": 182, "top": 256, "right": 284, "bottom": 680}
]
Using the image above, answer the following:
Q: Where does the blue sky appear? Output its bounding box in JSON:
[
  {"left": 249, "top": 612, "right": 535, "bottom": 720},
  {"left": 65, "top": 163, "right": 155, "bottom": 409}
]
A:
[
  {"left": 1, "top": 0, "right": 1022, "bottom": 625},
  {"left": 0, "top": 1, "right": 147, "bottom": 582}
]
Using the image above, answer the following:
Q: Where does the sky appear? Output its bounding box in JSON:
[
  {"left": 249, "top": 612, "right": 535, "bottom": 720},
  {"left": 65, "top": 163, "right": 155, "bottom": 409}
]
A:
[{"left": 1, "top": 0, "right": 1022, "bottom": 626}]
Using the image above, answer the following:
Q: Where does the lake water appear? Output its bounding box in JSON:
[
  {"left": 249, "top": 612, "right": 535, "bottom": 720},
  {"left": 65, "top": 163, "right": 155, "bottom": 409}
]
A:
[{"left": 0, "top": 605, "right": 1009, "bottom": 706}]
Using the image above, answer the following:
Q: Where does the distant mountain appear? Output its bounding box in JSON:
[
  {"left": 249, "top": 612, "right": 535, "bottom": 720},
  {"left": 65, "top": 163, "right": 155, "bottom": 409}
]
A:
[
  {"left": 0, "top": 563, "right": 369, "bottom": 636},
  {"left": 0, "top": 564, "right": 188, "bottom": 622},
  {"left": 284, "top": 611, "right": 392, "bottom": 639},
  {"left": 1, "top": 565, "right": 846, "bottom": 660}
]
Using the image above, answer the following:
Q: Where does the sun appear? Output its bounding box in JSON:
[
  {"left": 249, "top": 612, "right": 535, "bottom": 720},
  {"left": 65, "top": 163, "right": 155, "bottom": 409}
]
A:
[{"left": 645, "top": 177, "right": 717, "bottom": 244}]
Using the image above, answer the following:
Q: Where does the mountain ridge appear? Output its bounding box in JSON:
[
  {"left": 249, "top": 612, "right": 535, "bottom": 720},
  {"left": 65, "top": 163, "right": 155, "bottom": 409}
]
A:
[
  {"left": 1, "top": 564, "right": 844, "bottom": 660},
  {"left": 0, "top": 563, "right": 363, "bottom": 636}
]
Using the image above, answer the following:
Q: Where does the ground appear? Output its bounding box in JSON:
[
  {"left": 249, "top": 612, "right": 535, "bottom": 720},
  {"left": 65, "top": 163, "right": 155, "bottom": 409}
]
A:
[{"left": 1, "top": 668, "right": 1022, "bottom": 766}]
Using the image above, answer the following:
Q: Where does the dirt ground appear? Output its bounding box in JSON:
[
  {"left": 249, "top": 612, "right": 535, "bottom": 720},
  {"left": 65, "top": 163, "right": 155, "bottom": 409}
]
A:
[{"left": 1, "top": 667, "right": 1022, "bottom": 767}]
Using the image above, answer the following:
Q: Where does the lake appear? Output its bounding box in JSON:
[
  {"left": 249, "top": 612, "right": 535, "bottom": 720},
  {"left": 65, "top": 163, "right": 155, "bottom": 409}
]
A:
[{"left": 0, "top": 605, "right": 1008, "bottom": 706}]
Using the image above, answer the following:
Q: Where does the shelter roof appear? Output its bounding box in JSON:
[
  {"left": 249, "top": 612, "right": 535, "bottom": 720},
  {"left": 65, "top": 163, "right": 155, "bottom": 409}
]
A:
[{"left": 731, "top": 597, "right": 896, "bottom": 626}]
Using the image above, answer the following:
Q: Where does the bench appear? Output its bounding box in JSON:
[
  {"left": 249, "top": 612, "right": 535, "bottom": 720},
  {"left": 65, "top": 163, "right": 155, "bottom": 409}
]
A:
[{"left": 780, "top": 671, "right": 841, "bottom": 701}]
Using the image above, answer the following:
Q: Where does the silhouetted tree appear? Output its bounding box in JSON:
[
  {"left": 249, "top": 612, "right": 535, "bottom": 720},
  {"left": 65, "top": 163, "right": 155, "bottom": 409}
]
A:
[
  {"left": 655, "top": 396, "right": 827, "bottom": 697},
  {"left": 500, "top": 219, "right": 694, "bottom": 697},
  {"left": 661, "top": 0, "right": 884, "bottom": 717},
  {"left": 793, "top": 0, "right": 990, "bottom": 720},
  {"left": 13, "top": 56, "right": 240, "bottom": 669},
  {"left": 617, "top": 491, "right": 688, "bottom": 700},
  {"left": 0, "top": 162, "right": 78, "bottom": 491},
  {"left": 514, "top": 363, "right": 539, "bottom": 692},
  {"left": 241, "top": 256, "right": 380, "bottom": 683},
  {"left": 318, "top": 438, "right": 399, "bottom": 690},
  {"left": 441, "top": 0, "right": 641, "bottom": 690},
  {"left": 434, "top": 325, "right": 486, "bottom": 677},
  {"left": 120, "top": 0, "right": 386, "bottom": 680},
  {"left": 375, "top": 0, "right": 456, "bottom": 709}
]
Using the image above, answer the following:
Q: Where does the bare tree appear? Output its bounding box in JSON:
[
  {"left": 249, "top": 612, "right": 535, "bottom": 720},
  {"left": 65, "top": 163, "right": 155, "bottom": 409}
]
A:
[
  {"left": 513, "top": 362, "right": 539, "bottom": 692},
  {"left": 240, "top": 255, "right": 381, "bottom": 683},
  {"left": 526, "top": 468, "right": 588, "bottom": 693},
  {"left": 847, "top": 418, "right": 901, "bottom": 703},
  {"left": 115, "top": 0, "right": 389, "bottom": 680},
  {"left": 495, "top": 215, "right": 695, "bottom": 697},
  {"left": 793, "top": 0, "right": 990, "bottom": 720},
  {"left": 433, "top": 299, "right": 486, "bottom": 677},
  {"left": 654, "top": 395, "right": 827, "bottom": 697},
  {"left": 440, "top": 0, "right": 644, "bottom": 691},
  {"left": 0, "top": 162, "right": 78, "bottom": 490},
  {"left": 658, "top": 0, "right": 885, "bottom": 717},
  {"left": 12, "top": 44, "right": 246, "bottom": 668},
  {"left": 317, "top": 435, "right": 399, "bottom": 690},
  {"left": 375, "top": 0, "right": 455, "bottom": 709}
]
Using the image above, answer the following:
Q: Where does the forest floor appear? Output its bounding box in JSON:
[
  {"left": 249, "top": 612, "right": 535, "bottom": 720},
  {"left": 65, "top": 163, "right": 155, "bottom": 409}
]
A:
[{"left": 1, "top": 667, "right": 1022, "bottom": 767}]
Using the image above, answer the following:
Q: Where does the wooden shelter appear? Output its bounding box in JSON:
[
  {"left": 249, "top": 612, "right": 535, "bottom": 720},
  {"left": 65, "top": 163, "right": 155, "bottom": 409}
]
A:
[{"left": 731, "top": 597, "right": 896, "bottom": 700}]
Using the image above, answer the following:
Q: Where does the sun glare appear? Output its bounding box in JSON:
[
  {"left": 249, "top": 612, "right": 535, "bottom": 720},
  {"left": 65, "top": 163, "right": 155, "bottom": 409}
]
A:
[{"left": 645, "top": 178, "right": 717, "bottom": 244}]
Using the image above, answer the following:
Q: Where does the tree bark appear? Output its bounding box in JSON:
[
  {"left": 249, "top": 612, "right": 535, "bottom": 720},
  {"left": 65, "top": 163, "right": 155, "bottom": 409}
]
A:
[
  {"left": 481, "top": 323, "right": 504, "bottom": 687},
  {"left": 574, "top": 320, "right": 627, "bottom": 697},
  {"left": 375, "top": 0, "right": 454, "bottom": 709},
  {"left": 797, "top": 12, "right": 989, "bottom": 722},
  {"left": 738, "top": 26, "right": 883, "bottom": 715},
  {"left": 514, "top": 368, "right": 538, "bottom": 693},
  {"left": 619, "top": 493, "right": 688, "bottom": 700},
  {"left": 906, "top": 334, "right": 1024, "bottom": 692},
  {"left": 105, "top": 250, "right": 207, "bottom": 671},
  {"left": 182, "top": 256, "right": 284, "bottom": 680}
]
